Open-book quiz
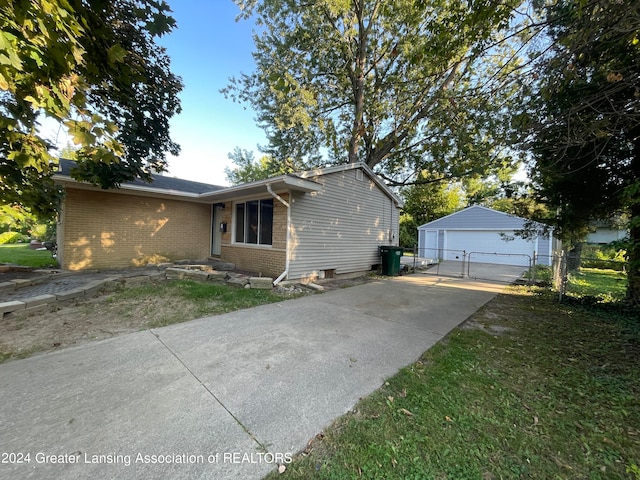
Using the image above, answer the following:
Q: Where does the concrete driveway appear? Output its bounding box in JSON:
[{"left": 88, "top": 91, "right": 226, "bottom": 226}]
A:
[{"left": 0, "top": 273, "right": 506, "bottom": 479}]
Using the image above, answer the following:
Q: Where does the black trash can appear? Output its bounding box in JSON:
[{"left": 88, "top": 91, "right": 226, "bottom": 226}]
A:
[{"left": 379, "top": 246, "right": 403, "bottom": 276}]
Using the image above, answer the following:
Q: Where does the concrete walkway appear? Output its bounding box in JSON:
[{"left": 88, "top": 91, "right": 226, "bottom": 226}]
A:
[{"left": 0, "top": 273, "right": 506, "bottom": 480}]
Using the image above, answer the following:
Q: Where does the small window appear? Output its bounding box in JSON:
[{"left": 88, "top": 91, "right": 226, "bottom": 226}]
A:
[
  {"left": 235, "top": 203, "right": 245, "bottom": 243},
  {"left": 235, "top": 199, "right": 273, "bottom": 245},
  {"left": 259, "top": 199, "right": 273, "bottom": 245}
]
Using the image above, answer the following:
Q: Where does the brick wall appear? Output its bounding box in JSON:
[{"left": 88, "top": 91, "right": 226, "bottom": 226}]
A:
[
  {"left": 61, "top": 188, "right": 211, "bottom": 270},
  {"left": 221, "top": 246, "right": 286, "bottom": 278}
]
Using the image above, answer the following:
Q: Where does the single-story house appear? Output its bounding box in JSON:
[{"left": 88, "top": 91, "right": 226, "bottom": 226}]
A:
[
  {"left": 417, "top": 205, "right": 559, "bottom": 266},
  {"left": 586, "top": 220, "right": 628, "bottom": 244},
  {"left": 53, "top": 160, "right": 402, "bottom": 283}
]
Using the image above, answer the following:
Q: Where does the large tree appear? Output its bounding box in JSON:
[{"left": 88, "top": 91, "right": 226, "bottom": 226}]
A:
[
  {"left": 0, "top": 0, "right": 182, "bottom": 218},
  {"left": 522, "top": 0, "right": 640, "bottom": 304},
  {"left": 225, "top": 0, "right": 527, "bottom": 185},
  {"left": 224, "top": 146, "right": 308, "bottom": 185}
]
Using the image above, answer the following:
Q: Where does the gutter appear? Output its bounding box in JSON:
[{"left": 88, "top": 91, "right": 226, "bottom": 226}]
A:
[{"left": 267, "top": 184, "right": 290, "bottom": 286}]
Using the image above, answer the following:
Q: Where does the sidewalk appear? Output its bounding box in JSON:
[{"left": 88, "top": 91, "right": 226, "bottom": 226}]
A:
[{"left": 0, "top": 273, "right": 506, "bottom": 479}]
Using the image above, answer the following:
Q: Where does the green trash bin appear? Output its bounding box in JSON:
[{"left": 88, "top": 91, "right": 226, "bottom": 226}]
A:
[{"left": 379, "top": 245, "right": 403, "bottom": 276}]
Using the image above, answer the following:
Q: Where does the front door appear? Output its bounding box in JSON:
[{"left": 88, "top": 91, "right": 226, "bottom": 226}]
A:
[{"left": 211, "top": 205, "right": 222, "bottom": 256}]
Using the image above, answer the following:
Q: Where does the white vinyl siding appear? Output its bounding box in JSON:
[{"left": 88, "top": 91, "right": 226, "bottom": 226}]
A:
[
  {"left": 418, "top": 206, "right": 555, "bottom": 266},
  {"left": 288, "top": 168, "right": 399, "bottom": 280}
]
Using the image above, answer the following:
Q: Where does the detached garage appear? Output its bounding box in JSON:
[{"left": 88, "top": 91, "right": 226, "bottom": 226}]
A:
[{"left": 417, "top": 205, "right": 558, "bottom": 266}]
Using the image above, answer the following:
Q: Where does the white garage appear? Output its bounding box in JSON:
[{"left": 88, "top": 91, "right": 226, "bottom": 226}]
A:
[{"left": 417, "top": 205, "right": 558, "bottom": 266}]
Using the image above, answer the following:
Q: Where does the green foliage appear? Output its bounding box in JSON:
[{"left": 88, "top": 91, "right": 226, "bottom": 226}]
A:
[
  {"left": 566, "top": 268, "right": 628, "bottom": 303},
  {"left": 580, "top": 244, "right": 628, "bottom": 271},
  {"left": 400, "top": 171, "right": 464, "bottom": 227},
  {"left": 398, "top": 213, "right": 418, "bottom": 248},
  {"left": 224, "top": 147, "right": 306, "bottom": 185},
  {"left": 29, "top": 223, "right": 48, "bottom": 240},
  {"left": 521, "top": 0, "right": 640, "bottom": 304},
  {"left": 0, "top": 0, "right": 182, "bottom": 217},
  {"left": 523, "top": 264, "right": 553, "bottom": 284},
  {"left": 226, "top": 0, "right": 526, "bottom": 185},
  {"left": 0, "top": 204, "right": 55, "bottom": 238},
  {"left": 0, "top": 231, "right": 24, "bottom": 244},
  {"left": 0, "top": 204, "right": 29, "bottom": 232},
  {"left": 583, "top": 244, "right": 627, "bottom": 262}
]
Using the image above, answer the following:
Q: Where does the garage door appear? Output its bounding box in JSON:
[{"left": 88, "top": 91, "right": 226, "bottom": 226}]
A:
[{"left": 445, "top": 230, "right": 534, "bottom": 266}]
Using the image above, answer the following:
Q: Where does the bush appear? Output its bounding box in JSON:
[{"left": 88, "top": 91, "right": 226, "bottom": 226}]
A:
[
  {"left": 0, "top": 231, "right": 24, "bottom": 244},
  {"left": 29, "top": 224, "right": 49, "bottom": 240},
  {"left": 525, "top": 264, "right": 553, "bottom": 284},
  {"left": 581, "top": 244, "right": 627, "bottom": 271}
]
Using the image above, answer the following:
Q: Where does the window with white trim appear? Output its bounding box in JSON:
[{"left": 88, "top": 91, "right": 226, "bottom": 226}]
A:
[{"left": 234, "top": 199, "right": 273, "bottom": 245}]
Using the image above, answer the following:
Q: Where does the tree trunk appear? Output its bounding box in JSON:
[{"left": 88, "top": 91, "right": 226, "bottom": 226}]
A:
[
  {"left": 567, "top": 242, "right": 583, "bottom": 272},
  {"left": 348, "top": 0, "right": 367, "bottom": 164},
  {"left": 628, "top": 202, "right": 640, "bottom": 306}
]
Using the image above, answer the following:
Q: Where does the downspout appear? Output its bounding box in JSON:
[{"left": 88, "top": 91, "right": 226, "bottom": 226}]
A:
[{"left": 267, "top": 184, "right": 290, "bottom": 286}]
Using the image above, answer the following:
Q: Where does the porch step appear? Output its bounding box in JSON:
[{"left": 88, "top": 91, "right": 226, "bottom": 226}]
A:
[{"left": 205, "top": 258, "right": 236, "bottom": 271}]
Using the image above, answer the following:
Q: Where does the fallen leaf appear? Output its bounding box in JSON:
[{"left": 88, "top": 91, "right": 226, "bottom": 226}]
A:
[
  {"left": 533, "top": 416, "right": 539, "bottom": 425},
  {"left": 399, "top": 408, "right": 414, "bottom": 416},
  {"left": 399, "top": 388, "right": 407, "bottom": 398},
  {"left": 445, "top": 415, "right": 453, "bottom": 422},
  {"left": 278, "top": 464, "right": 286, "bottom": 474},
  {"left": 387, "top": 395, "right": 394, "bottom": 403}
]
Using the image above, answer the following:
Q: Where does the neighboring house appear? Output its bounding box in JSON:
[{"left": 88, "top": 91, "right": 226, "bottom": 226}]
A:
[
  {"left": 417, "top": 205, "right": 558, "bottom": 266},
  {"left": 585, "top": 220, "right": 628, "bottom": 244},
  {"left": 53, "top": 160, "right": 402, "bottom": 283}
]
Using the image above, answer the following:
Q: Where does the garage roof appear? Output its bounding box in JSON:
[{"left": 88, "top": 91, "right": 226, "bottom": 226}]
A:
[{"left": 418, "top": 205, "right": 549, "bottom": 230}]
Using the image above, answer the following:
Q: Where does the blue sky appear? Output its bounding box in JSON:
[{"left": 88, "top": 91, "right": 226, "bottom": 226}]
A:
[{"left": 158, "top": 1, "right": 265, "bottom": 186}]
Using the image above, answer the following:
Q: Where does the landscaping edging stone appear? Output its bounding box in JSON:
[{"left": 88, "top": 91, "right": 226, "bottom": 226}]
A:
[{"left": 0, "top": 264, "right": 277, "bottom": 319}]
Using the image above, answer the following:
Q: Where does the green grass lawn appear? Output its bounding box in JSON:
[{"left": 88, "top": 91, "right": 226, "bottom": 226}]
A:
[
  {"left": 112, "top": 280, "right": 289, "bottom": 328},
  {"left": 272, "top": 287, "right": 640, "bottom": 479},
  {"left": 567, "top": 267, "right": 628, "bottom": 303},
  {"left": 0, "top": 243, "right": 58, "bottom": 268}
]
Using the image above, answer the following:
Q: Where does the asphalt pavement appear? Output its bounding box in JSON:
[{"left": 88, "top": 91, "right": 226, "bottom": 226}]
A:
[{"left": 0, "top": 273, "right": 506, "bottom": 479}]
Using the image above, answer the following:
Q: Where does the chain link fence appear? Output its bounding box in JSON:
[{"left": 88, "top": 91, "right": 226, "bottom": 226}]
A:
[
  {"left": 410, "top": 247, "right": 540, "bottom": 284},
  {"left": 405, "top": 246, "right": 628, "bottom": 301},
  {"left": 551, "top": 251, "right": 628, "bottom": 302}
]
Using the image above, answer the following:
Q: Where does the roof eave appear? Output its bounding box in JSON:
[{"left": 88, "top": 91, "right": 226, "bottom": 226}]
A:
[
  {"left": 197, "top": 175, "right": 321, "bottom": 202},
  {"left": 52, "top": 174, "right": 211, "bottom": 201},
  {"left": 53, "top": 173, "right": 321, "bottom": 203}
]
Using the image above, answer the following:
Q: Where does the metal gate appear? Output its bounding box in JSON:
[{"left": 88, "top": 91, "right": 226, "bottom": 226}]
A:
[
  {"left": 416, "top": 248, "right": 466, "bottom": 278},
  {"left": 467, "top": 252, "right": 531, "bottom": 283},
  {"left": 414, "top": 248, "right": 532, "bottom": 283}
]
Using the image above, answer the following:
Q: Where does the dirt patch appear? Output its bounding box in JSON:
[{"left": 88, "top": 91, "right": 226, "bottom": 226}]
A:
[
  {"left": 0, "top": 274, "right": 377, "bottom": 362},
  {"left": 460, "top": 289, "right": 535, "bottom": 335},
  {"left": 0, "top": 289, "right": 201, "bottom": 358}
]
